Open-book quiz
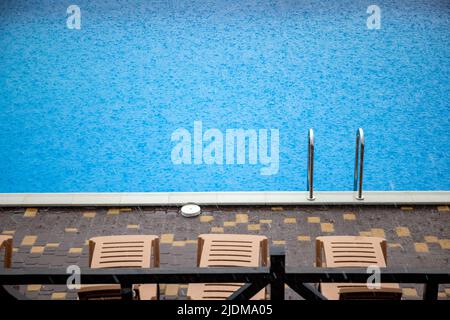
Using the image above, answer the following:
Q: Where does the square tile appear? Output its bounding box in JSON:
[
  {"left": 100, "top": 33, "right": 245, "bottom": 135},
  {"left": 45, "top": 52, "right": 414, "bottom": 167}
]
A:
[
  {"left": 321, "top": 223, "right": 334, "bottom": 233},
  {"left": 24, "top": 208, "right": 38, "bottom": 217},
  {"left": 396, "top": 227, "right": 410, "bottom": 237},
  {"left": 30, "top": 246, "right": 45, "bottom": 254},
  {"left": 21, "top": 235, "right": 37, "bottom": 246},
  {"left": 307, "top": 217, "right": 320, "bottom": 223},
  {"left": 161, "top": 234, "right": 174, "bottom": 244},
  {"left": 284, "top": 218, "right": 296, "bottom": 224},
  {"left": 224, "top": 221, "right": 236, "bottom": 227},
  {"left": 83, "top": 211, "right": 96, "bottom": 218},
  {"left": 414, "top": 243, "right": 429, "bottom": 253},
  {"left": 402, "top": 288, "right": 418, "bottom": 297},
  {"left": 236, "top": 214, "right": 248, "bottom": 223},
  {"left": 343, "top": 213, "right": 356, "bottom": 220},
  {"left": 200, "top": 216, "right": 214, "bottom": 223},
  {"left": 371, "top": 228, "right": 385, "bottom": 238},
  {"left": 247, "top": 224, "right": 260, "bottom": 231}
]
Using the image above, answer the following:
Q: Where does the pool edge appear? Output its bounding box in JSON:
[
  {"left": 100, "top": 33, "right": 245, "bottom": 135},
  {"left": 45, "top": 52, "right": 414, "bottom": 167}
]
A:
[{"left": 0, "top": 191, "right": 449, "bottom": 206}]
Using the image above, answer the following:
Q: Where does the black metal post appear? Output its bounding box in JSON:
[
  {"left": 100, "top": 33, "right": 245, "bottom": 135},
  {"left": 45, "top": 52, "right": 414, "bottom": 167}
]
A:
[
  {"left": 270, "top": 246, "right": 285, "bottom": 300},
  {"left": 423, "top": 282, "right": 439, "bottom": 300},
  {"left": 120, "top": 283, "right": 134, "bottom": 300}
]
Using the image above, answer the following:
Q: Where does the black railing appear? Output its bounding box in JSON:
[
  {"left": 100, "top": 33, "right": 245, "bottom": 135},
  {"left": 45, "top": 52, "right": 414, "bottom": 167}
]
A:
[{"left": 0, "top": 247, "right": 449, "bottom": 300}]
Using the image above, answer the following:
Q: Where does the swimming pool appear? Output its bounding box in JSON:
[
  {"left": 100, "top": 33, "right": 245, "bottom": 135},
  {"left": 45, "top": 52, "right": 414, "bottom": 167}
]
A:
[{"left": 0, "top": 0, "right": 449, "bottom": 194}]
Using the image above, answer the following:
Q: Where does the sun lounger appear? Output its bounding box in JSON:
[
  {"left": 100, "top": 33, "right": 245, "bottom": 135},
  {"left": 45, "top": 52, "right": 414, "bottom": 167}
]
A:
[
  {"left": 187, "top": 234, "right": 268, "bottom": 300},
  {"left": 78, "top": 235, "right": 159, "bottom": 300},
  {"left": 316, "top": 236, "right": 402, "bottom": 300}
]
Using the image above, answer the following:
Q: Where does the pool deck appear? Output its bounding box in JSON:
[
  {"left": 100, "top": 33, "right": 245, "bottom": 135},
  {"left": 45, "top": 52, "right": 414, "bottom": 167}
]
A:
[
  {"left": 0, "top": 205, "right": 449, "bottom": 300},
  {"left": 1, "top": 191, "right": 449, "bottom": 206}
]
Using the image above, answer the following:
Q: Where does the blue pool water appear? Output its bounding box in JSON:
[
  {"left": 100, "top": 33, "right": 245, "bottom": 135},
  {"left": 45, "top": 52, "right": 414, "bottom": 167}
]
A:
[{"left": 0, "top": 0, "right": 449, "bottom": 193}]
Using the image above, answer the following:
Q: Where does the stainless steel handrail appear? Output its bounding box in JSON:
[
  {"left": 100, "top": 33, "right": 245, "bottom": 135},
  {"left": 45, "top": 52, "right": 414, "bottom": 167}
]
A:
[
  {"left": 354, "top": 128, "right": 365, "bottom": 200},
  {"left": 307, "top": 128, "right": 315, "bottom": 200}
]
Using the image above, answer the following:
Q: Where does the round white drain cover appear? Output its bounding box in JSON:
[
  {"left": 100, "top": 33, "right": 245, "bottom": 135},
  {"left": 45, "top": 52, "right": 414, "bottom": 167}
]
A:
[{"left": 180, "top": 204, "right": 201, "bottom": 217}]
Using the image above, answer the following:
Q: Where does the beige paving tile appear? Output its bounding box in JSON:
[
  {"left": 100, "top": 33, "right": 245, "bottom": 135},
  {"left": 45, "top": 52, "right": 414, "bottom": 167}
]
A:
[{"left": 21, "top": 235, "right": 37, "bottom": 246}]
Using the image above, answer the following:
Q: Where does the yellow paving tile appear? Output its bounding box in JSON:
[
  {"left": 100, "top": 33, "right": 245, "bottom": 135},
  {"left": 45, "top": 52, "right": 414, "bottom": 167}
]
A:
[
  {"left": 400, "top": 206, "right": 414, "bottom": 211},
  {"left": 107, "top": 208, "right": 120, "bottom": 215},
  {"left": 120, "top": 208, "right": 132, "bottom": 212},
  {"left": 12, "top": 248, "right": 18, "bottom": 253},
  {"left": 65, "top": 228, "right": 78, "bottom": 233},
  {"left": 83, "top": 211, "right": 96, "bottom": 218},
  {"left": 395, "top": 227, "right": 410, "bottom": 237},
  {"left": 321, "top": 223, "right": 334, "bottom": 233},
  {"left": 172, "top": 241, "right": 186, "bottom": 247},
  {"left": 307, "top": 217, "right": 320, "bottom": 223},
  {"left": 272, "top": 240, "right": 286, "bottom": 245},
  {"left": 402, "top": 288, "right": 418, "bottom": 297},
  {"left": 21, "top": 235, "right": 37, "bottom": 246},
  {"left": 200, "top": 215, "right": 214, "bottom": 223},
  {"left": 370, "top": 228, "right": 385, "bottom": 238},
  {"left": 284, "top": 218, "right": 296, "bottom": 224},
  {"left": 247, "top": 224, "right": 260, "bottom": 231},
  {"left": 236, "top": 214, "right": 248, "bottom": 223},
  {"left": 223, "top": 221, "right": 236, "bottom": 227},
  {"left": 161, "top": 234, "right": 174, "bottom": 244},
  {"left": 127, "top": 224, "right": 140, "bottom": 229},
  {"left": 438, "top": 239, "right": 450, "bottom": 249},
  {"left": 260, "top": 219, "right": 272, "bottom": 224},
  {"left": 165, "top": 284, "right": 179, "bottom": 296},
  {"left": 414, "top": 243, "right": 429, "bottom": 253},
  {"left": 2, "top": 230, "right": 15, "bottom": 235},
  {"left": 30, "top": 246, "right": 45, "bottom": 254},
  {"left": 297, "top": 236, "right": 311, "bottom": 241},
  {"left": 343, "top": 213, "right": 356, "bottom": 220},
  {"left": 51, "top": 292, "right": 67, "bottom": 300},
  {"left": 437, "top": 206, "right": 449, "bottom": 212},
  {"left": 424, "top": 236, "right": 439, "bottom": 243},
  {"left": 271, "top": 207, "right": 284, "bottom": 211},
  {"left": 211, "top": 227, "right": 224, "bottom": 233},
  {"left": 388, "top": 243, "right": 402, "bottom": 249},
  {"left": 359, "top": 231, "right": 372, "bottom": 237},
  {"left": 69, "top": 248, "right": 83, "bottom": 254},
  {"left": 24, "top": 208, "right": 38, "bottom": 217},
  {"left": 27, "top": 285, "right": 42, "bottom": 292},
  {"left": 46, "top": 243, "right": 60, "bottom": 248}
]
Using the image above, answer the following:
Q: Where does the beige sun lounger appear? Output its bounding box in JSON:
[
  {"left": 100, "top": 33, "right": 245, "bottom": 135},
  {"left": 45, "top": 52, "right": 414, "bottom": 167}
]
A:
[
  {"left": 78, "top": 235, "right": 160, "bottom": 300},
  {"left": 187, "top": 234, "right": 268, "bottom": 300},
  {"left": 0, "top": 235, "right": 13, "bottom": 268},
  {"left": 316, "top": 236, "right": 402, "bottom": 300}
]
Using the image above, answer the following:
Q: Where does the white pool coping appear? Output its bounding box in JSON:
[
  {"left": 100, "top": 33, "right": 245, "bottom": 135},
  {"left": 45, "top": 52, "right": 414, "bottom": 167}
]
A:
[{"left": 0, "top": 191, "right": 449, "bottom": 206}]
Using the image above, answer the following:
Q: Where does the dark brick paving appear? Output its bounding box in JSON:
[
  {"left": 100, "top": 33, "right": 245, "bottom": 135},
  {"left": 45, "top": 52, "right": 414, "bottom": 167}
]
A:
[{"left": 0, "top": 205, "right": 449, "bottom": 300}]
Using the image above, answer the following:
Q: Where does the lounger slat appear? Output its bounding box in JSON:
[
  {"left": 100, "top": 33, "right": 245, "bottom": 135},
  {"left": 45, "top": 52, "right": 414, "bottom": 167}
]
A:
[
  {"left": 316, "top": 236, "right": 401, "bottom": 300},
  {"left": 187, "top": 234, "right": 268, "bottom": 300},
  {"left": 79, "top": 235, "right": 159, "bottom": 300}
]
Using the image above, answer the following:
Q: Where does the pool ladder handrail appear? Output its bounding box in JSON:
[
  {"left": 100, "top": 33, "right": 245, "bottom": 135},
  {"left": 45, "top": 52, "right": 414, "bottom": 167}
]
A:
[
  {"left": 307, "top": 128, "right": 315, "bottom": 200},
  {"left": 354, "top": 128, "right": 365, "bottom": 200}
]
